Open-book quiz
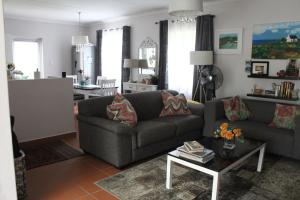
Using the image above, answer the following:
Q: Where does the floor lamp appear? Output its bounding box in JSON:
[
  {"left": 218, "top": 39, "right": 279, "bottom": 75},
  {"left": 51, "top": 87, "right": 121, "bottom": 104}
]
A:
[{"left": 190, "top": 51, "right": 213, "bottom": 102}]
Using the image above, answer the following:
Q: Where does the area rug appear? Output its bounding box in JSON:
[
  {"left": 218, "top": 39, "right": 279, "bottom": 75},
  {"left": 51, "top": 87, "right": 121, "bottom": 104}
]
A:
[
  {"left": 22, "top": 140, "right": 83, "bottom": 170},
  {"left": 95, "top": 155, "right": 300, "bottom": 200}
]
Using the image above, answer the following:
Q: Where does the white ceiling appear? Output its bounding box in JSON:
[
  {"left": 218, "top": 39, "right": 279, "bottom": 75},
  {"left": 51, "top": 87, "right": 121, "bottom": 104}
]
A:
[{"left": 3, "top": 0, "right": 236, "bottom": 24}]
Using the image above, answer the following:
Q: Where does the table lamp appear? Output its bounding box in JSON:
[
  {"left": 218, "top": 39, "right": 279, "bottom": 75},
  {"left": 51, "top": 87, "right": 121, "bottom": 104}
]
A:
[{"left": 123, "top": 59, "right": 139, "bottom": 82}]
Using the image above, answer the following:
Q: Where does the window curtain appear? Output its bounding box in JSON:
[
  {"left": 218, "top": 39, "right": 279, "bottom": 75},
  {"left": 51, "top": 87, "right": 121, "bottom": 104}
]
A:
[
  {"left": 121, "top": 26, "right": 131, "bottom": 93},
  {"left": 192, "top": 15, "right": 214, "bottom": 102},
  {"left": 95, "top": 30, "right": 102, "bottom": 83},
  {"left": 158, "top": 20, "right": 168, "bottom": 90},
  {"left": 101, "top": 28, "right": 123, "bottom": 91},
  {"left": 168, "top": 21, "right": 196, "bottom": 99}
]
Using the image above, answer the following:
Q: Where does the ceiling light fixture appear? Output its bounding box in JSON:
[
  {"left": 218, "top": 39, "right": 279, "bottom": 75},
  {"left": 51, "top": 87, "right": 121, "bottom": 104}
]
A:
[
  {"left": 168, "top": 0, "right": 203, "bottom": 22},
  {"left": 72, "top": 12, "right": 89, "bottom": 52}
]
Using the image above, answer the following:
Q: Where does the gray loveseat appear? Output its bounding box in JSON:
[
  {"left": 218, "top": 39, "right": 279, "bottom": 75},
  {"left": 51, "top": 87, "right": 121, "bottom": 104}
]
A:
[
  {"left": 78, "top": 91, "right": 205, "bottom": 168},
  {"left": 203, "top": 98, "right": 300, "bottom": 160}
]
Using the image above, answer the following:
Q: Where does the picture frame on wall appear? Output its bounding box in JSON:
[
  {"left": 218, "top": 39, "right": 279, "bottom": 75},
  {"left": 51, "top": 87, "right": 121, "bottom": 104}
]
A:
[
  {"left": 252, "top": 21, "right": 300, "bottom": 59},
  {"left": 215, "top": 28, "right": 243, "bottom": 54},
  {"left": 251, "top": 61, "right": 269, "bottom": 76}
]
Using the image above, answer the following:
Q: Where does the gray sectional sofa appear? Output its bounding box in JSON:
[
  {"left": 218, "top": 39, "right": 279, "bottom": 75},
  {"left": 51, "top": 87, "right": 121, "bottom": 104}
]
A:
[
  {"left": 203, "top": 98, "right": 300, "bottom": 160},
  {"left": 78, "top": 91, "right": 205, "bottom": 168}
]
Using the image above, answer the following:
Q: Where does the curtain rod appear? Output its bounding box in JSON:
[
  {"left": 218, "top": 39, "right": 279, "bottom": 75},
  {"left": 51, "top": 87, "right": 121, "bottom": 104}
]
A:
[
  {"left": 103, "top": 27, "right": 123, "bottom": 31},
  {"left": 154, "top": 20, "right": 175, "bottom": 25},
  {"left": 155, "top": 15, "right": 215, "bottom": 24}
]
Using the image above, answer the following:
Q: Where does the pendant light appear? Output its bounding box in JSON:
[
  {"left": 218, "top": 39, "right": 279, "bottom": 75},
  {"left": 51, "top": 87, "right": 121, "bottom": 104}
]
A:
[
  {"left": 72, "top": 12, "right": 89, "bottom": 52},
  {"left": 168, "top": 0, "right": 203, "bottom": 19}
]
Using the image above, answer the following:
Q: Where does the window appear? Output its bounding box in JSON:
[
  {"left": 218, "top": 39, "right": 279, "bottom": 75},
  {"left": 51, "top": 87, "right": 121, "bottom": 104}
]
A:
[
  {"left": 13, "top": 39, "right": 43, "bottom": 79},
  {"left": 168, "top": 22, "right": 196, "bottom": 99},
  {"left": 101, "top": 29, "right": 123, "bottom": 91}
]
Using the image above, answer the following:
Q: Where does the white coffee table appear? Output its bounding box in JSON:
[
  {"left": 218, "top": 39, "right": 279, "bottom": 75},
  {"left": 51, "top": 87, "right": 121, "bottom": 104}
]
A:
[{"left": 166, "top": 137, "right": 266, "bottom": 200}]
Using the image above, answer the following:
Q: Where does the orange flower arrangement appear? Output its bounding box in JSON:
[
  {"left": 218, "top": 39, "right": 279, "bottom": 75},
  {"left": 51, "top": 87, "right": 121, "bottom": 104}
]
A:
[{"left": 214, "top": 123, "right": 244, "bottom": 142}]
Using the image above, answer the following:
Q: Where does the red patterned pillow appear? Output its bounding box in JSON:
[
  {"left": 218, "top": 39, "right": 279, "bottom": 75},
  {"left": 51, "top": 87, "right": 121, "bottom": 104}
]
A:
[
  {"left": 269, "top": 104, "right": 297, "bottom": 130},
  {"left": 107, "top": 93, "right": 138, "bottom": 127},
  {"left": 160, "top": 91, "right": 191, "bottom": 117},
  {"left": 222, "top": 96, "right": 250, "bottom": 122}
]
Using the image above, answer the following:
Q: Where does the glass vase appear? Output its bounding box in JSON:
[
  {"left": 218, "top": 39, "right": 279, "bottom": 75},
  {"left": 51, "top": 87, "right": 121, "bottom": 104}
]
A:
[{"left": 223, "top": 138, "right": 236, "bottom": 150}]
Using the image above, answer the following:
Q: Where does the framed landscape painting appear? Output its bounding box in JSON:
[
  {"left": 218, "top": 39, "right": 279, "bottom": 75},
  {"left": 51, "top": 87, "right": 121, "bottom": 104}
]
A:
[
  {"left": 215, "top": 29, "right": 243, "bottom": 54},
  {"left": 252, "top": 21, "right": 300, "bottom": 59}
]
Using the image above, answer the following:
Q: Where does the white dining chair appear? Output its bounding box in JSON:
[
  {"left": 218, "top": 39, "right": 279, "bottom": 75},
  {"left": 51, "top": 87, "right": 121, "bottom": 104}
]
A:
[
  {"left": 100, "top": 79, "right": 116, "bottom": 88},
  {"left": 96, "top": 76, "right": 107, "bottom": 86}
]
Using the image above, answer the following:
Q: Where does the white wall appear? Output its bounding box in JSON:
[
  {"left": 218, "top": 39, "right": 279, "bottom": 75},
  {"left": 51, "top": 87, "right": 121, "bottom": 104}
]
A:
[
  {"left": 4, "top": 18, "right": 87, "bottom": 77},
  {"left": 88, "top": 0, "right": 300, "bottom": 102},
  {"left": 207, "top": 0, "right": 300, "bottom": 100},
  {"left": 8, "top": 78, "right": 76, "bottom": 142},
  {"left": 0, "top": 0, "right": 18, "bottom": 199},
  {"left": 88, "top": 11, "right": 168, "bottom": 60}
]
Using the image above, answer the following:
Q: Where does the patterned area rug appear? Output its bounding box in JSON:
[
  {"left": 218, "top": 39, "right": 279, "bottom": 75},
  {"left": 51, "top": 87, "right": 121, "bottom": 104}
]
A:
[
  {"left": 95, "top": 154, "right": 300, "bottom": 200},
  {"left": 22, "top": 140, "right": 83, "bottom": 170}
]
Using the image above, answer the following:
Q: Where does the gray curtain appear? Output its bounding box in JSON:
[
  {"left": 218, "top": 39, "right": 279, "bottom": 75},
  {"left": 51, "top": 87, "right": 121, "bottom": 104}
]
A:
[
  {"left": 158, "top": 20, "right": 168, "bottom": 90},
  {"left": 121, "top": 26, "right": 131, "bottom": 93},
  {"left": 95, "top": 30, "right": 102, "bottom": 83},
  {"left": 192, "top": 15, "right": 214, "bottom": 102}
]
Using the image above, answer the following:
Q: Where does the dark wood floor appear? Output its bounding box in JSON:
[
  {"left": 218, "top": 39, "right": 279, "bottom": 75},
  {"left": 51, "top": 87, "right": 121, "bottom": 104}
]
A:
[{"left": 24, "top": 108, "right": 120, "bottom": 200}]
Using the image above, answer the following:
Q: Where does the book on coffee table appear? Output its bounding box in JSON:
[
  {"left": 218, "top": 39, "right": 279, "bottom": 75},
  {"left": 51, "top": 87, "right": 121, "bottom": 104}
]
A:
[
  {"left": 177, "top": 146, "right": 215, "bottom": 164},
  {"left": 184, "top": 141, "right": 204, "bottom": 153}
]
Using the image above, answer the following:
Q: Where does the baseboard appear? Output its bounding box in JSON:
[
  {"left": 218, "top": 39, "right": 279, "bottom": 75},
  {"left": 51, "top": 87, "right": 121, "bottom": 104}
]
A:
[{"left": 19, "top": 132, "right": 77, "bottom": 147}]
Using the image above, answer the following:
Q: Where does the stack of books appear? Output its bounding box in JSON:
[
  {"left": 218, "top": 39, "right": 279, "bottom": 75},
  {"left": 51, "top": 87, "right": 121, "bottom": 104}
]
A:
[
  {"left": 177, "top": 141, "right": 215, "bottom": 164},
  {"left": 279, "top": 81, "right": 295, "bottom": 99}
]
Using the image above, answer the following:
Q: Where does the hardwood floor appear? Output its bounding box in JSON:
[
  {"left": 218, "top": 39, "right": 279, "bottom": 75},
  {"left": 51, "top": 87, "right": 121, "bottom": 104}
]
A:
[
  {"left": 25, "top": 154, "right": 120, "bottom": 200},
  {"left": 24, "top": 108, "right": 120, "bottom": 200}
]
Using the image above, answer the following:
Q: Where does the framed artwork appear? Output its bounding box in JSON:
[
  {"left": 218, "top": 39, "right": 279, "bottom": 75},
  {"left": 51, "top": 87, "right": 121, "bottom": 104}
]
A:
[
  {"left": 252, "top": 21, "right": 300, "bottom": 59},
  {"left": 251, "top": 61, "right": 269, "bottom": 76},
  {"left": 215, "top": 29, "right": 243, "bottom": 54}
]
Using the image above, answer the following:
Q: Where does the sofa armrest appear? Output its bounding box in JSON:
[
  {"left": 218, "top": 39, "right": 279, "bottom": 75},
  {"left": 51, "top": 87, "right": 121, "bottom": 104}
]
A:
[
  {"left": 78, "top": 115, "right": 135, "bottom": 136},
  {"left": 203, "top": 99, "right": 226, "bottom": 137},
  {"left": 293, "top": 115, "right": 300, "bottom": 159},
  {"left": 187, "top": 102, "right": 205, "bottom": 117}
]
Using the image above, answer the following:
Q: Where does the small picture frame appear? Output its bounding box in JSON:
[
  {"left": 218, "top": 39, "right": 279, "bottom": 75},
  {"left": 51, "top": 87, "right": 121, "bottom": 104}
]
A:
[
  {"left": 251, "top": 61, "right": 269, "bottom": 76},
  {"left": 215, "top": 28, "right": 243, "bottom": 54}
]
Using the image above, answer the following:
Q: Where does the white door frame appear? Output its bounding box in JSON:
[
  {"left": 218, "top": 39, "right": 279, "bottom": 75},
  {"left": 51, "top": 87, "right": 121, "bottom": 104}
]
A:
[{"left": 0, "top": 0, "right": 18, "bottom": 199}]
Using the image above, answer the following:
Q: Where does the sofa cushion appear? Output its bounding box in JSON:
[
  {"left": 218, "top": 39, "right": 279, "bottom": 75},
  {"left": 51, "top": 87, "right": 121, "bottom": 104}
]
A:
[
  {"left": 154, "top": 115, "right": 203, "bottom": 136},
  {"left": 242, "top": 99, "right": 276, "bottom": 123},
  {"left": 78, "top": 90, "right": 178, "bottom": 120},
  {"left": 214, "top": 119, "right": 294, "bottom": 156},
  {"left": 223, "top": 96, "right": 250, "bottom": 121},
  {"left": 107, "top": 94, "right": 138, "bottom": 127},
  {"left": 160, "top": 91, "right": 191, "bottom": 117},
  {"left": 270, "top": 104, "right": 297, "bottom": 130},
  {"left": 135, "top": 121, "right": 177, "bottom": 148}
]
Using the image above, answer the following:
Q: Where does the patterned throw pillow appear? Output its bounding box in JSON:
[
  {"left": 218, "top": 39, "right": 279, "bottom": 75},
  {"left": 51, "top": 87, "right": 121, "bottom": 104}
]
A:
[
  {"left": 160, "top": 91, "right": 191, "bottom": 117},
  {"left": 222, "top": 96, "right": 250, "bottom": 122},
  {"left": 239, "top": 97, "right": 251, "bottom": 120},
  {"left": 107, "top": 93, "right": 138, "bottom": 127},
  {"left": 269, "top": 104, "right": 297, "bottom": 130}
]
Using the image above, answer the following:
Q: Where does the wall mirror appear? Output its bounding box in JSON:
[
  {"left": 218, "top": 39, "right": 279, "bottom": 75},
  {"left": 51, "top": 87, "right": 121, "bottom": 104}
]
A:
[{"left": 138, "top": 37, "right": 158, "bottom": 75}]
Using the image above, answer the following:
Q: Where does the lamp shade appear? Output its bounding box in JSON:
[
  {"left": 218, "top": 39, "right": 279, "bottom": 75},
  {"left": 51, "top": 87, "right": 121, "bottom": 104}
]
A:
[
  {"left": 72, "top": 36, "right": 89, "bottom": 45},
  {"left": 190, "top": 51, "right": 213, "bottom": 65},
  {"left": 123, "top": 59, "right": 139, "bottom": 68},
  {"left": 169, "top": 0, "right": 203, "bottom": 17},
  {"left": 138, "top": 59, "right": 148, "bottom": 69}
]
